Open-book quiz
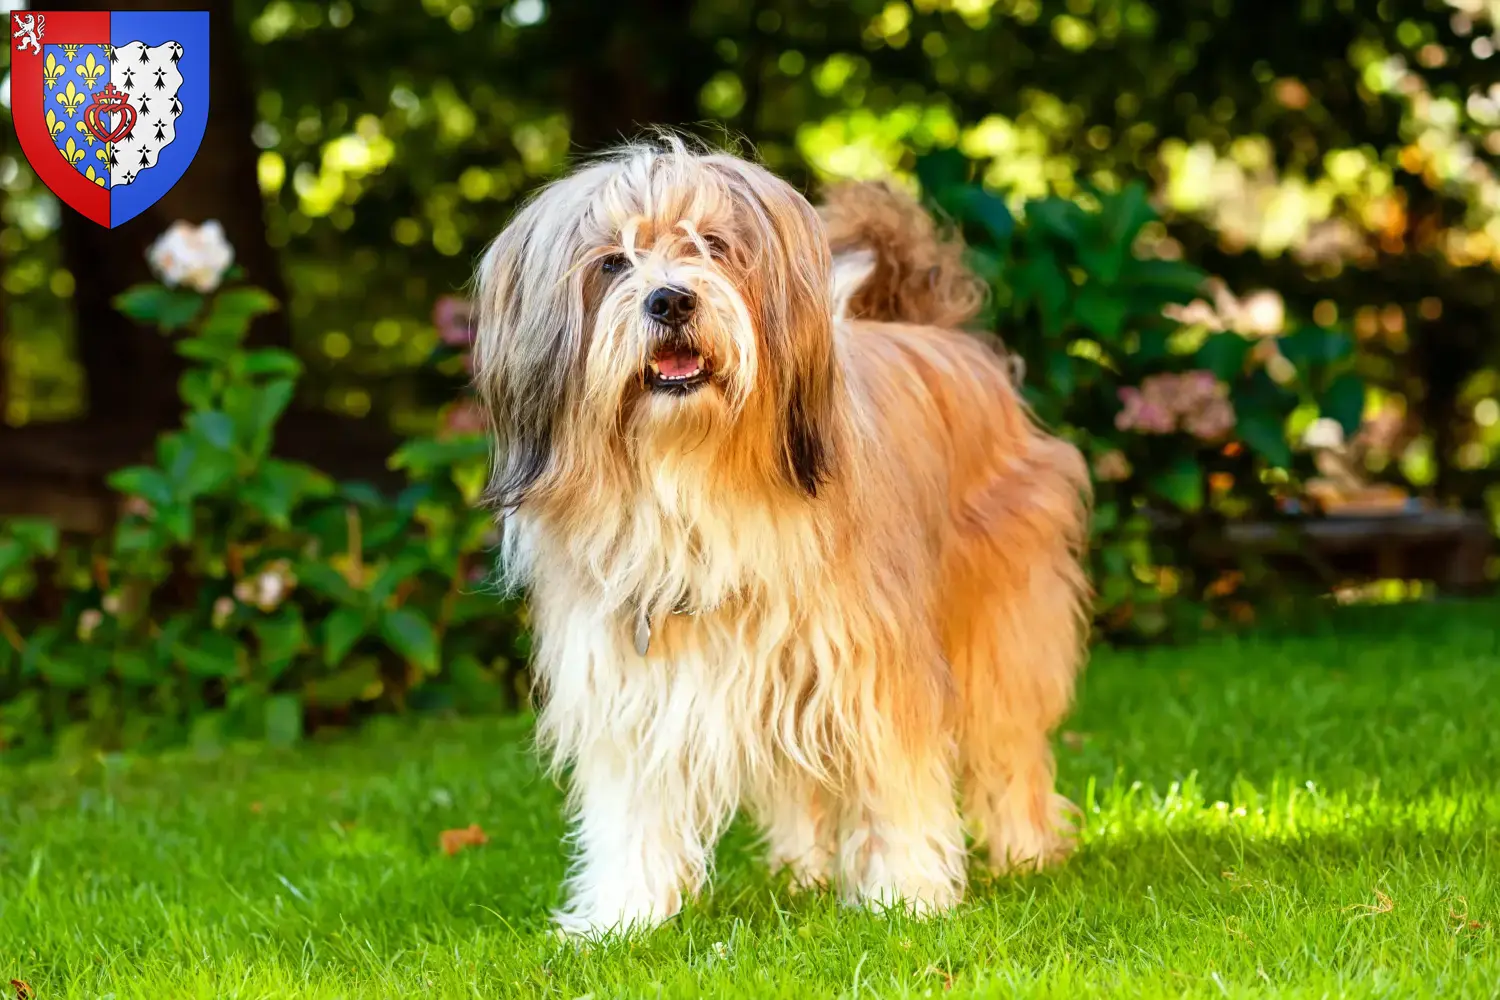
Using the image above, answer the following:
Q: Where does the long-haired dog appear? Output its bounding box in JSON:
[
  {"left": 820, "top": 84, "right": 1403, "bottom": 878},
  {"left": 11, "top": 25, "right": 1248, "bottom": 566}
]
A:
[{"left": 473, "top": 138, "right": 1090, "bottom": 935}]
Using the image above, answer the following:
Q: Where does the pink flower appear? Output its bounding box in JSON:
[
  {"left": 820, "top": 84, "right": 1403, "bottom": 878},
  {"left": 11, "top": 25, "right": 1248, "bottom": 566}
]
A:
[
  {"left": 1117, "top": 370, "right": 1235, "bottom": 439},
  {"left": 433, "top": 296, "right": 474, "bottom": 348},
  {"left": 1184, "top": 398, "right": 1236, "bottom": 441},
  {"left": 1116, "top": 386, "right": 1177, "bottom": 434}
]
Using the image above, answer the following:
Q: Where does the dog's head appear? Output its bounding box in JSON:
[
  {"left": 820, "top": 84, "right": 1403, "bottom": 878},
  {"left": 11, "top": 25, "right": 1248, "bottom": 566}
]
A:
[{"left": 473, "top": 138, "right": 837, "bottom": 510}]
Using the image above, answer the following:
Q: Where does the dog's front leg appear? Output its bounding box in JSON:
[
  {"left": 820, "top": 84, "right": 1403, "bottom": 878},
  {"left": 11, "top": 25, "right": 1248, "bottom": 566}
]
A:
[{"left": 555, "top": 745, "right": 716, "bottom": 937}]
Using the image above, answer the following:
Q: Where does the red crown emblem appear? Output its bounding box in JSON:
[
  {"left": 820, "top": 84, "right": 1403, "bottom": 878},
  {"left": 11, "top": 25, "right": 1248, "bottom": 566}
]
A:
[{"left": 82, "top": 83, "right": 136, "bottom": 144}]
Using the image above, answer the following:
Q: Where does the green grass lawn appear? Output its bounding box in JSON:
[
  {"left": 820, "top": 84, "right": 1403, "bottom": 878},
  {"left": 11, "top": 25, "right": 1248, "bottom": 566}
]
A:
[{"left": 3, "top": 601, "right": 1498, "bottom": 998}]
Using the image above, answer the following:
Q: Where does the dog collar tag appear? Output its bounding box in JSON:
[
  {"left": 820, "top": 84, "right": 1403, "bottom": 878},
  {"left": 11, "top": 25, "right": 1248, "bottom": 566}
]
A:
[{"left": 633, "top": 606, "right": 652, "bottom": 657}]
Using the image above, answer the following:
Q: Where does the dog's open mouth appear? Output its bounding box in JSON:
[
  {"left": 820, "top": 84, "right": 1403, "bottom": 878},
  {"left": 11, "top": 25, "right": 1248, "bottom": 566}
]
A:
[{"left": 646, "top": 345, "right": 711, "bottom": 392}]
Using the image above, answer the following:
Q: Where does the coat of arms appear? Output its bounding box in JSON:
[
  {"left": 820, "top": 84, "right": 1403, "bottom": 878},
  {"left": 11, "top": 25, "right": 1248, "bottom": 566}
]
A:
[{"left": 10, "top": 10, "right": 209, "bottom": 228}]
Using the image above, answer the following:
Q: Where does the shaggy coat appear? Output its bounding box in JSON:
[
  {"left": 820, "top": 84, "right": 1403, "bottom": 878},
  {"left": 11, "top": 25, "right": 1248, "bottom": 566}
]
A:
[{"left": 473, "top": 139, "right": 1090, "bottom": 935}]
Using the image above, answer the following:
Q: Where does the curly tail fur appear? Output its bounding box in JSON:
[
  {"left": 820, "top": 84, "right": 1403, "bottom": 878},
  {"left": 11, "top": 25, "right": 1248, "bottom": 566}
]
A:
[{"left": 818, "top": 180, "right": 986, "bottom": 329}]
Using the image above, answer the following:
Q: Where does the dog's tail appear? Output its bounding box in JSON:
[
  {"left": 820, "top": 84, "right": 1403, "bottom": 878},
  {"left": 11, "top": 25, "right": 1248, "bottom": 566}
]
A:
[{"left": 819, "top": 179, "right": 986, "bottom": 329}]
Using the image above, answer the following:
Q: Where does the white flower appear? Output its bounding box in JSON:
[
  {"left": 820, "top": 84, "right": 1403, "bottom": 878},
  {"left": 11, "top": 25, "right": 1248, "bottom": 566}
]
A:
[
  {"left": 212, "top": 596, "right": 237, "bottom": 629},
  {"left": 146, "top": 220, "right": 235, "bottom": 293},
  {"left": 1303, "top": 417, "right": 1346, "bottom": 451}
]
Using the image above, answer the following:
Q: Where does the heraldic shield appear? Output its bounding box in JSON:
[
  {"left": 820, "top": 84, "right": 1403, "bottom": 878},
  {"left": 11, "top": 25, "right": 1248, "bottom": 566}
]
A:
[{"left": 11, "top": 10, "right": 210, "bottom": 228}]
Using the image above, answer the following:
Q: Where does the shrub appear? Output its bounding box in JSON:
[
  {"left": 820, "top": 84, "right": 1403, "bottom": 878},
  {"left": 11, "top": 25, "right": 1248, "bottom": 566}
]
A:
[{"left": 0, "top": 228, "right": 523, "bottom": 758}]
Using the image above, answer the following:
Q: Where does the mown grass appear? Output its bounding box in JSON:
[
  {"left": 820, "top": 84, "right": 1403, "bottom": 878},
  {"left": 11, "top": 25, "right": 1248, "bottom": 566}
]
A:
[{"left": 3, "top": 599, "right": 1498, "bottom": 998}]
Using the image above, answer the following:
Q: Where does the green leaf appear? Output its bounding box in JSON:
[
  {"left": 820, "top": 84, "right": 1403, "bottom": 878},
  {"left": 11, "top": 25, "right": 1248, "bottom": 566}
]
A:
[
  {"left": 107, "top": 466, "right": 173, "bottom": 507},
  {"left": 0, "top": 540, "right": 27, "bottom": 580},
  {"left": 219, "top": 378, "right": 299, "bottom": 455},
  {"left": 1045, "top": 351, "right": 1076, "bottom": 397},
  {"left": 113, "top": 649, "right": 159, "bottom": 684},
  {"left": 1074, "top": 286, "right": 1128, "bottom": 340},
  {"left": 174, "top": 631, "right": 240, "bottom": 678},
  {"left": 6, "top": 517, "right": 59, "bottom": 556},
  {"left": 369, "top": 551, "right": 430, "bottom": 606},
  {"left": 299, "top": 562, "right": 363, "bottom": 607},
  {"left": 1013, "top": 252, "right": 1069, "bottom": 336},
  {"left": 1027, "top": 197, "right": 1083, "bottom": 242},
  {"left": 242, "top": 460, "right": 332, "bottom": 527},
  {"left": 1195, "top": 332, "right": 1254, "bottom": 381},
  {"left": 158, "top": 503, "right": 194, "bottom": 544},
  {"left": 187, "top": 410, "right": 236, "bottom": 451},
  {"left": 1104, "top": 182, "right": 1157, "bottom": 254},
  {"left": 1278, "top": 326, "right": 1353, "bottom": 372},
  {"left": 200, "top": 287, "right": 279, "bottom": 341},
  {"left": 1118, "top": 258, "right": 1208, "bottom": 306},
  {"left": 1321, "top": 373, "right": 1367, "bottom": 436},
  {"left": 322, "top": 606, "right": 368, "bottom": 666},
  {"left": 178, "top": 368, "right": 216, "bottom": 410},
  {"left": 114, "top": 284, "right": 205, "bottom": 330},
  {"left": 915, "top": 148, "right": 969, "bottom": 197},
  {"left": 176, "top": 336, "right": 237, "bottom": 364},
  {"left": 263, "top": 694, "right": 303, "bottom": 748},
  {"left": 1236, "top": 410, "right": 1292, "bottom": 468},
  {"left": 38, "top": 644, "right": 96, "bottom": 689},
  {"left": 253, "top": 608, "right": 306, "bottom": 680},
  {"left": 240, "top": 347, "right": 303, "bottom": 377},
  {"left": 379, "top": 607, "right": 440, "bottom": 674},
  {"left": 388, "top": 435, "right": 490, "bottom": 476},
  {"left": 1147, "top": 455, "right": 1204, "bottom": 512},
  {"left": 949, "top": 186, "right": 1014, "bottom": 247}
]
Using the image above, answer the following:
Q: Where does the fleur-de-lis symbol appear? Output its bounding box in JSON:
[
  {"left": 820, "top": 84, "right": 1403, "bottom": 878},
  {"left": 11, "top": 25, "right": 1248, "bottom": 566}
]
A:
[
  {"left": 45, "top": 109, "right": 65, "bottom": 141},
  {"left": 74, "top": 119, "right": 98, "bottom": 146},
  {"left": 55, "top": 82, "right": 87, "bottom": 118},
  {"left": 60, "top": 137, "right": 85, "bottom": 166},
  {"left": 76, "top": 52, "right": 106, "bottom": 90},
  {"left": 61, "top": 44, "right": 82, "bottom": 62},
  {"left": 85, "top": 165, "right": 106, "bottom": 187},
  {"left": 43, "top": 54, "right": 65, "bottom": 91},
  {"left": 95, "top": 145, "right": 110, "bottom": 165}
]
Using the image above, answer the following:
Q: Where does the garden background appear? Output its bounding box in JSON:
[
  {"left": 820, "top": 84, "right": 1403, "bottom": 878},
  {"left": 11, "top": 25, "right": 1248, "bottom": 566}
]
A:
[{"left": 0, "top": 0, "right": 1498, "bottom": 751}]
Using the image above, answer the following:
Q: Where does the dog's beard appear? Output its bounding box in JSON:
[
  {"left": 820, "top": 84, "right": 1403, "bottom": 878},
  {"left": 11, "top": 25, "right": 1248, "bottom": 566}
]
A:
[{"left": 580, "top": 258, "right": 760, "bottom": 437}]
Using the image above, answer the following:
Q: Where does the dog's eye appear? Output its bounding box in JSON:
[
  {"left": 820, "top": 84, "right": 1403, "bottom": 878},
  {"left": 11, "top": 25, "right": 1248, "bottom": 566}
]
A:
[
  {"left": 600, "top": 253, "right": 628, "bottom": 275},
  {"left": 703, "top": 235, "right": 729, "bottom": 260}
]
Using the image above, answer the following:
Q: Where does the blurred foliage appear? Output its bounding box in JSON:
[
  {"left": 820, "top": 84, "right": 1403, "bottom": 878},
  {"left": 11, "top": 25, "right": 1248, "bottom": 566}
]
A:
[
  {"left": 0, "top": 271, "right": 519, "bottom": 758},
  {"left": 3, "top": 0, "right": 1498, "bottom": 462}
]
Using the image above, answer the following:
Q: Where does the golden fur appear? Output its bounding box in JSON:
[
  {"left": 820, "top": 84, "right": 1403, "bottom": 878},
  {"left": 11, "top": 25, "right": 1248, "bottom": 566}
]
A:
[{"left": 472, "top": 138, "right": 1091, "bottom": 935}]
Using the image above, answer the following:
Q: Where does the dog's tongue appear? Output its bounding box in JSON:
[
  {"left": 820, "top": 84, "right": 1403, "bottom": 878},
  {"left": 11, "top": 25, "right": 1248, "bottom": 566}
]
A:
[{"left": 654, "top": 347, "right": 702, "bottom": 378}]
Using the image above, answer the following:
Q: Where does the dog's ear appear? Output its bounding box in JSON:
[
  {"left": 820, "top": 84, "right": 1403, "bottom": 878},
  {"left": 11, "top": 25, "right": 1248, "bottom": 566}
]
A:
[
  {"left": 773, "top": 190, "right": 839, "bottom": 498},
  {"left": 784, "top": 365, "right": 835, "bottom": 496},
  {"left": 710, "top": 158, "right": 840, "bottom": 497},
  {"left": 472, "top": 182, "right": 589, "bottom": 508}
]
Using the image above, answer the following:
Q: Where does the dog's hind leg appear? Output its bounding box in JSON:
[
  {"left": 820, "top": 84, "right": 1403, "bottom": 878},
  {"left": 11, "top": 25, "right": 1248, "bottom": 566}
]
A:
[
  {"left": 836, "top": 640, "right": 968, "bottom": 915},
  {"left": 949, "top": 439, "right": 1090, "bottom": 873}
]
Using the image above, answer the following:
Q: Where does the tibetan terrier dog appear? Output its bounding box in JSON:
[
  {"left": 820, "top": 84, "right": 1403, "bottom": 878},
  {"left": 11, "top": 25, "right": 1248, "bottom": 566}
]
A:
[{"left": 473, "top": 138, "right": 1090, "bottom": 935}]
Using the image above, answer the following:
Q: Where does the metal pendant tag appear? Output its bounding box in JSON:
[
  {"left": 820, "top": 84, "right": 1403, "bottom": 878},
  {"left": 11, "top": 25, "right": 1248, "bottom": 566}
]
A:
[{"left": 633, "top": 606, "right": 652, "bottom": 657}]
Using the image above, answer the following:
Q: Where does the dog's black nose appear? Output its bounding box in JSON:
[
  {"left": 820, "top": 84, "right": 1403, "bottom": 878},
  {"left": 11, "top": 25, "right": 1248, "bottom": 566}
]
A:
[{"left": 645, "top": 286, "right": 696, "bottom": 327}]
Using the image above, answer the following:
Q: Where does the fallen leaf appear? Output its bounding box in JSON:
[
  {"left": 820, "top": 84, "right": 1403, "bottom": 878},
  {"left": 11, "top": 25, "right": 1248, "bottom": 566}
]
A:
[
  {"left": 440, "top": 823, "right": 489, "bottom": 856},
  {"left": 250, "top": 801, "right": 264, "bottom": 814},
  {"left": 1344, "top": 888, "right": 1394, "bottom": 916},
  {"left": 1061, "top": 731, "right": 1087, "bottom": 751},
  {"left": 11, "top": 979, "right": 32, "bottom": 1000}
]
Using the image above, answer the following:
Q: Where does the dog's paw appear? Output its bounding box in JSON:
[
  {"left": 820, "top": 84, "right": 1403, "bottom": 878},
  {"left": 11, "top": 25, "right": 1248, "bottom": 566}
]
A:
[{"left": 553, "top": 884, "right": 683, "bottom": 939}]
